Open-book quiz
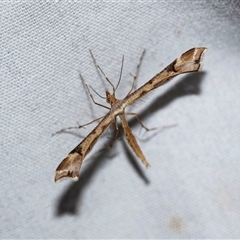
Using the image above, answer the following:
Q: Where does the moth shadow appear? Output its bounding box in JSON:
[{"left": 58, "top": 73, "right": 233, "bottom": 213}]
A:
[
  {"left": 121, "top": 133, "right": 150, "bottom": 185},
  {"left": 55, "top": 138, "right": 116, "bottom": 217},
  {"left": 124, "top": 72, "right": 206, "bottom": 172},
  {"left": 128, "top": 72, "right": 206, "bottom": 127},
  {"left": 55, "top": 72, "right": 206, "bottom": 216}
]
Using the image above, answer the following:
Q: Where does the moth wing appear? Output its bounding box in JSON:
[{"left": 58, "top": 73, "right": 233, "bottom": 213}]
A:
[{"left": 120, "top": 115, "right": 150, "bottom": 168}]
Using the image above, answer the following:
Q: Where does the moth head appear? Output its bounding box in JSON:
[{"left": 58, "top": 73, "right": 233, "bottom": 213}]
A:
[{"left": 106, "top": 91, "right": 117, "bottom": 105}]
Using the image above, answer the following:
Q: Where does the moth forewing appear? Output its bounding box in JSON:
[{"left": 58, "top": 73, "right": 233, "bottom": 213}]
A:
[{"left": 55, "top": 112, "right": 115, "bottom": 182}]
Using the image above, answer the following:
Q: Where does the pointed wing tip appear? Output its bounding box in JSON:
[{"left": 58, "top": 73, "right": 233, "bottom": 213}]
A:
[
  {"left": 174, "top": 47, "right": 207, "bottom": 73},
  {"left": 188, "top": 47, "right": 207, "bottom": 54},
  {"left": 195, "top": 47, "right": 207, "bottom": 71},
  {"left": 195, "top": 46, "right": 207, "bottom": 51},
  {"left": 54, "top": 152, "right": 83, "bottom": 183},
  {"left": 54, "top": 170, "right": 79, "bottom": 183},
  {"left": 197, "top": 47, "right": 207, "bottom": 58}
]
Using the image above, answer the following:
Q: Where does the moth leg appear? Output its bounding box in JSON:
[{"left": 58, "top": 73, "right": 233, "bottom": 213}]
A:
[
  {"left": 53, "top": 116, "right": 105, "bottom": 136},
  {"left": 79, "top": 72, "right": 110, "bottom": 110},
  {"left": 89, "top": 49, "right": 117, "bottom": 93},
  {"left": 125, "top": 112, "right": 156, "bottom": 132},
  {"left": 127, "top": 49, "right": 146, "bottom": 96}
]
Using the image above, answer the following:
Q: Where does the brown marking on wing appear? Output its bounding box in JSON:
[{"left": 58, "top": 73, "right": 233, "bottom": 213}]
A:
[
  {"left": 55, "top": 111, "right": 115, "bottom": 182},
  {"left": 124, "top": 47, "right": 206, "bottom": 107},
  {"left": 55, "top": 152, "right": 83, "bottom": 182},
  {"left": 173, "top": 47, "right": 206, "bottom": 72}
]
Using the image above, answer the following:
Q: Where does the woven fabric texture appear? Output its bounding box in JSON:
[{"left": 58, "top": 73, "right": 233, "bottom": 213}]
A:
[{"left": 1, "top": 1, "right": 240, "bottom": 238}]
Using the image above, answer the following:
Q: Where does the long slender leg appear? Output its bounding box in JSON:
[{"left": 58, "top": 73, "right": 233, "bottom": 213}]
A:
[
  {"left": 125, "top": 112, "right": 156, "bottom": 131},
  {"left": 89, "top": 49, "right": 115, "bottom": 92},
  {"left": 85, "top": 83, "right": 110, "bottom": 110},
  {"left": 79, "top": 72, "right": 110, "bottom": 110},
  {"left": 114, "top": 55, "right": 124, "bottom": 92},
  {"left": 53, "top": 116, "right": 105, "bottom": 135},
  {"left": 89, "top": 85, "right": 106, "bottom": 99},
  {"left": 127, "top": 49, "right": 146, "bottom": 96}
]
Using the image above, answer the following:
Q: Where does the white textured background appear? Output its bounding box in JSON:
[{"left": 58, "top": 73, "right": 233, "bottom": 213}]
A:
[{"left": 1, "top": 1, "right": 240, "bottom": 238}]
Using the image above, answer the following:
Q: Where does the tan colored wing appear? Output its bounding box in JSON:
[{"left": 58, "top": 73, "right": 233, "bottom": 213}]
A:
[
  {"left": 124, "top": 47, "right": 206, "bottom": 107},
  {"left": 120, "top": 115, "right": 150, "bottom": 168}
]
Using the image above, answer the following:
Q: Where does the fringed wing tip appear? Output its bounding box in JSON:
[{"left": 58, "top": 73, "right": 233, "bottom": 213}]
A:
[
  {"left": 54, "top": 170, "right": 79, "bottom": 182},
  {"left": 146, "top": 163, "right": 150, "bottom": 168},
  {"left": 197, "top": 47, "right": 207, "bottom": 71},
  {"left": 174, "top": 47, "right": 207, "bottom": 73},
  {"left": 54, "top": 152, "right": 83, "bottom": 183}
]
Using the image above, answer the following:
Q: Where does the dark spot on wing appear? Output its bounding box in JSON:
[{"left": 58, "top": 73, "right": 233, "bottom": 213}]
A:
[
  {"left": 87, "top": 138, "right": 97, "bottom": 153},
  {"left": 70, "top": 145, "right": 82, "bottom": 155},
  {"left": 140, "top": 90, "right": 147, "bottom": 97},
  {"left": 165, "top": 60, "right": 177, "bottom": 72}
]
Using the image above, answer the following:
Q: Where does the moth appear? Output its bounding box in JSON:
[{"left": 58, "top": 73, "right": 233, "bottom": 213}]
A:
[{"left": 55, "top": 47, "right": 206, "bottom": 182}]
